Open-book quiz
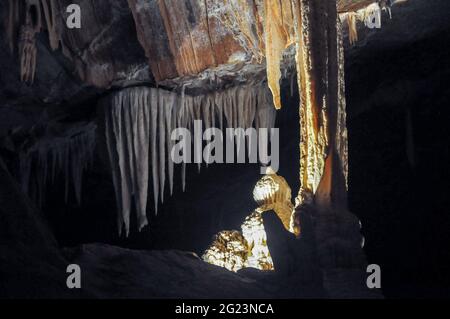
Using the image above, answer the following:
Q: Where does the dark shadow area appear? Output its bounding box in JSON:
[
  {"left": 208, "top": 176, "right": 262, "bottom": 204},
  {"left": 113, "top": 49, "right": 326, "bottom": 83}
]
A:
[{"left": 347, "top": 30, "right": 450, "bottom": 298}]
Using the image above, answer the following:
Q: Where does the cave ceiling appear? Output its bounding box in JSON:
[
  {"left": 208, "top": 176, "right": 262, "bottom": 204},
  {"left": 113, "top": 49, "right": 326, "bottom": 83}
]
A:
[{"left": 0, "top": 0, "right": 449, "bottom": 132}]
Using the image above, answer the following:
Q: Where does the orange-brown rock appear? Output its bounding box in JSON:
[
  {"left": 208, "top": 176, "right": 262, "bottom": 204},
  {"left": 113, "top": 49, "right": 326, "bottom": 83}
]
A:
[{"left": 127, "top": 0, "right": 243, "bottom": 82}]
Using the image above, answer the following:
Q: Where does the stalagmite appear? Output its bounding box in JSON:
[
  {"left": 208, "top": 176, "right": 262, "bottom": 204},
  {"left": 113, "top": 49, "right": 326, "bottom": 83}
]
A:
[
  {"left": 203, "top": 169, "right": 295, "bottom": 272},
  {"left": 202, "top": 230, "right": 249, "bottom": 272},
  {"left": 104, "top": 84, "right": 276, "bottom": 235}
]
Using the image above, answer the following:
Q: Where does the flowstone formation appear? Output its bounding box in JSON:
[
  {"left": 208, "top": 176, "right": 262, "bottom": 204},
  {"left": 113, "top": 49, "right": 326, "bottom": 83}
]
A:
[{"left": 203, "top": 169, "right": 295, "bottom": 272}]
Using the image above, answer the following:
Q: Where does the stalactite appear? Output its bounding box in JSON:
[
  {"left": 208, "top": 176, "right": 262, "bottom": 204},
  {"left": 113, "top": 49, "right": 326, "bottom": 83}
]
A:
[
  {"left": 19, "top": 123, "right": 96, "bottom": 208},
  {"left": 18, "top": 0, "right": 43, "bottom": 83},
  {"left": 264, "top": 0, "right": 287, "bottom": 110},
  {"left": 104, "top": 84, "right": 276, "bottom": 235},
  {"left": 7, "top": 0, "right": 20, "bottom": 53},
  {"left": 131, "top": 88, "right": 151, "bottom": 231},
  {"left": 362, "top": 2, "right": 382, "bottom": 29},
  {"left": 150, "top": 89, "right": 159, "bottom": 213},
  {"left": 209, "top": 0, "right": 296, "bottom": 110},
  {"left": 340, "top": 1, "right": 391, "bottom": 45},
  {"left": 263, "top": 0, "right": 295, "bottom": 110},
  {"left": 6, "top": 0, "right": 67, "bottom": 83},
  {"left": 40, "top": 0, "right": 61, "bottom": 51},
  {"left": 347, "top": 12, "right": 358, "bottom": 45},
  {"left": 165, "top": 91, "right": 176, "bottom": 195},
  {"left": 19, "top": 23, "right": 37, "bottom": 83}
]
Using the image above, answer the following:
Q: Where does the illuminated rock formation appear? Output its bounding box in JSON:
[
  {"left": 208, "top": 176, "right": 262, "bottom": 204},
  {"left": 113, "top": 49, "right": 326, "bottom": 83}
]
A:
[
  {"left": 252, "top": 167, "right": 294, "bottom": 232},
  {"left": 340, "top": 1, "right": 394, "bottom": 45},
  {"left": 203, "top": 169, "right": 295, "bottom": 272},
  {"left": 291, "top": 0, "right": 349, "bottom": 208},
  {"left": 241, "top": 211, "right": 274, "bottom": 270},
  {"left": 262, "top": 0, "right": 294, "bottom": 109},
  {"left": 4, "top": 1, "right": 391, "bottom": 88},
  {"left": 347, "top": 12, "right": 359, "bottom": 45},
  {"left": 202, "top": 230, "right": 248, "bottom": 272}
]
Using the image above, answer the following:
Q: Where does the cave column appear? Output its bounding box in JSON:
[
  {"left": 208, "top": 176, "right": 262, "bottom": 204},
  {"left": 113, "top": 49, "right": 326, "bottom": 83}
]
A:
[
  {"left": 293, "top": 0, "right": 348, "bottom": 210},
  {"left": 291, "top": 1, "right": 367, "bottom": 278}
]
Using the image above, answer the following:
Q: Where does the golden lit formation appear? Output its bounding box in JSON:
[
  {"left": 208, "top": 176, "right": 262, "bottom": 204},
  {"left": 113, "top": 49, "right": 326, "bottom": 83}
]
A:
[
  {"left": 203, "top": 0, "right": 351, "bottom": 272},
  {"left": 263, "top": 0, "right": 349, "bottom": 205},
  {"left": 203, "top": 169, "right": 294, "bottom": 272},
  {"left": 202, "top": 230, "right": 248, "bottom": 272}
]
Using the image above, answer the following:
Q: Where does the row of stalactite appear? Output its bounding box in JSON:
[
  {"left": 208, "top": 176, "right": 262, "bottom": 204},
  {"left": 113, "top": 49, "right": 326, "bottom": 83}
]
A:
[
  {"left": 19, "top": 122, "right": 96, "bottom": 208},
  {"left": 344, "top": 1, "right": 392, "bottom": 46},
  {"left": 6, "top": 0, "right": 66, "bottom": 83},
  {"left": 103, "top": 84, "right": 277, "bottom": 236}
]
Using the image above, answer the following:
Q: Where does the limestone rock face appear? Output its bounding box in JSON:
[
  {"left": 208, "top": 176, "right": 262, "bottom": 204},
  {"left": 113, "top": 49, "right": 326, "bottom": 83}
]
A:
[
  {"left": 1, "top": 0, "right": 445, "bottom": 111},
  {"left": 3, "top": 0, "right": 149, "bottom": 88},
  {"left": 127, "top": 0, "right": 243, "bottom": 82}
]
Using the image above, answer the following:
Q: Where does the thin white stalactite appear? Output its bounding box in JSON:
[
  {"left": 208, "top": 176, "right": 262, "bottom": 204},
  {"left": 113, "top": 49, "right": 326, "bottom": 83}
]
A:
[
  {"left": 150, "top": 89, "right": 159, "bottom": 214},
  {"left": 158, "top": 90, "right": 166, "bottom": 203},
  {"left": 165, "top": 92, "right": 176, "bottom": 195}
]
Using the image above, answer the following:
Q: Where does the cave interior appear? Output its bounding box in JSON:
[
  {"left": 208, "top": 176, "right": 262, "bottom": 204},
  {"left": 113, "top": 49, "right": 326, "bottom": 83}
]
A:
[{"left": 0, "top": 0, "right": 449, "bottom": 299}]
